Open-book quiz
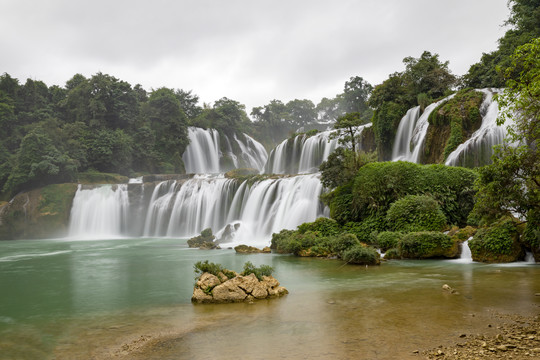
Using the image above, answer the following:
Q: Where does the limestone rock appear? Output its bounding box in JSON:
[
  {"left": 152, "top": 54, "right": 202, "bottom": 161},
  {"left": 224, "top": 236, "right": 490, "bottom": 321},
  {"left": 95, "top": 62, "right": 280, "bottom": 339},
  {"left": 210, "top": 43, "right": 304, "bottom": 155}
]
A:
[
  {"left": 211, "top": 280, "right": 248, "bottom": 302},
  {"left": 251, "top": 282, "right": 269, "bottom": 299},
  {"left": 196, "top": 273, "right": 221, "bottom": 291},
  {"left": 233, "top": 273, "right": 259, "bottom": 294},
  {"left": 234, "top": 244, "right": 268, "bottom": 254},
  {"left": 191, "top": 288, "right": 213, "bottom": 304}
]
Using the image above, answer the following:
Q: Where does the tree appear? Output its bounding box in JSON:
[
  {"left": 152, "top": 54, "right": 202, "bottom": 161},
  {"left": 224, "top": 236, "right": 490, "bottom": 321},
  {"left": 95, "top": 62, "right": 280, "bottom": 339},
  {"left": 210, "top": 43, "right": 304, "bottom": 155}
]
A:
[
  {"left": 471, "top": 38, "right": 539, "bottom": 232},
  {"left": 343, "top": 76, "right": 373, "bottom": 120},
  {"left": 285, "top": 99, "right": 317, "bottom": 127},
  {"left": 316, "top": 95, "right": 347, "bottom": 123},
  {"left": 332, "top": 112, "right": 369, "bottom": 155}
]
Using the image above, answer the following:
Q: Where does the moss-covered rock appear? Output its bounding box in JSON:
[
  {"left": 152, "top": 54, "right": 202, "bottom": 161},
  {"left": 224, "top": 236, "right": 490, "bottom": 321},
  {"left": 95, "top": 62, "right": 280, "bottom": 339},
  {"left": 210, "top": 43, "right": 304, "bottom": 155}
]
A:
[
  {"left": 77, "top": 172, "right": 129, "bottom": 184},
  {"left": 468, "top": 219, "right": 523, "bottom": 263},
  {"left": 522, "top": 210, "right": 540, "bottom": 261},
  {"left": 424, "top": 89, "right": 484, "bottom": 164},
  {"left": 386, "top": 195, "right": 447, "bottom": 232},
  {"left": 0, "top": 183, "right": 78, "bottom": 240},
  {"left": 187, "top": 228, "right": 217, "bottom": 249},
  {"left": 398, "top": 231, "right": 458, "bottom": 259}
]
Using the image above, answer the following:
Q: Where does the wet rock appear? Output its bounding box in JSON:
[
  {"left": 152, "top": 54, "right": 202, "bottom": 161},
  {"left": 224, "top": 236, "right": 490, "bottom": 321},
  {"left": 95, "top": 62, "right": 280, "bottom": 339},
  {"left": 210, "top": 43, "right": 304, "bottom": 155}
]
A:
[
  {"left": 212, "top": 281, "right": 248, "bottom": 302},
  {"left": 234, "top": 244, "right": 268, "bottom": 254}
]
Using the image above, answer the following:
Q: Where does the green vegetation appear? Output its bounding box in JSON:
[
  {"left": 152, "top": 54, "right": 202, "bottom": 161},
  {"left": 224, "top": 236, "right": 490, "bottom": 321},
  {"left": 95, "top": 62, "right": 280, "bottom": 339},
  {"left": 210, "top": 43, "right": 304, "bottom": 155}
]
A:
[
  {"left": 398, "top": 232, "right": 457, "bottom": 259},
  {"left": 386, "top": 195, "right": 447, "bottom": 232},
  {"left": 375, "top": 231, "right": 403, "bottom": 252},
  {"left": 193, "top": 260, "right": 237, "bottom": 280},
  {"left": 187, "top": 228, "right": 216, "bottom": 249},
  {"left": 424, "top": 89, "right": 484, "bottom": 163},
  {"left": 241, "top": 261, "right": 274, "bottom": 281},
  {"left": 468, "top": 219, "right": 523, "bottom": 263},
  {"left": 342, "top": 245, "right": 380, "bottom": 265},
  {"left": 324, "top": 161, "right": 477, "bottom": 227}
]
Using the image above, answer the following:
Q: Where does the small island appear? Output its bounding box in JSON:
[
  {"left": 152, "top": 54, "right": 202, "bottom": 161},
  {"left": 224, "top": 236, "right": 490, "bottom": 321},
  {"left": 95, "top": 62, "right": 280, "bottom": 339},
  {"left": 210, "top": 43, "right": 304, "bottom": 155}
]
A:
[{"left": 191, "top": 260, "right": 288, "bottom": 304}]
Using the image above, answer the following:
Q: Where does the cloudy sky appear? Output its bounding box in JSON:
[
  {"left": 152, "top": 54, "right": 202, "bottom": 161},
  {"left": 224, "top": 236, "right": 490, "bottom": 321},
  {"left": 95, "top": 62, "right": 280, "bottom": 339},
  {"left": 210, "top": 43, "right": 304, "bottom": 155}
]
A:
[{"left": 1, "top": 0, "right": 509, "bottom": 113}]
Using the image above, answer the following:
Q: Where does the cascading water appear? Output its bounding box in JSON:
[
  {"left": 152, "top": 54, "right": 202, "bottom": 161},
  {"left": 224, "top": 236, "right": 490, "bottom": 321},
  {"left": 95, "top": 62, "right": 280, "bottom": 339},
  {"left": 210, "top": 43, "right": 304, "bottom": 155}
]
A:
[
  {"left": 391, "top": 106, "right": 421, "bottom": 161},
  {"left": 401, "top": 95, "right": 455, "bottom": 163},
  {"left": 445, "top": 89, "right": 509, "bottom": 167},
  {"left": 68, "top": 185, "right": 130, "bottom": 239},
  {"left": 182, "top": 127, "right": 268, "bottom": 173},
  {"left": 69, "top": 174, "right": 325, "bottom": 246},
  {"left": 182, "top": 127, "right": 221, "bottom": 173}
]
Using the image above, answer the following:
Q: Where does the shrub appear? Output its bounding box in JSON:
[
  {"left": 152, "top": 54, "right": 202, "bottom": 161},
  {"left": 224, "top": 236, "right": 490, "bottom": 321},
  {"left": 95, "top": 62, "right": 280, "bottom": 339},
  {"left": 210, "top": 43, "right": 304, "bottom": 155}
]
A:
[
  {"left": 270, "top": 229, "right": 296, "bottom": 253},
  {"left": 242, "top": 261, "right": 274, "bottom": 281},
  {"left": 297, "top": 217, "right": 342, "bottom": 237},
  {"left": 342, "top": 245, "right": 380, "bottom": 265},
  {"left": 376, "top": 231, "right": 403, "bottom": 252},
  {"left": 193, "top": 260, "right": 235, "bottom": 279},
  {"left": 332, "top": 233, "right": 360, "bottom": 256},
  {"left": 187, "top": 228, "right": 216, "bottom": 248},
  {"left": 326, "top": 161, "right": 477, "bottom": 226},
  {"left": 468, "top": 218, "right": 523, "bottom": 263},
  {"left": 398, "top": 231, "right": 455, "bottom": 259},
  {"left": 386, "top": 195, "right": 447, "bottom": 232},
  {"left": 343, "top": 216, "right": 386, "bottom": 244},
  {"left": 384, "top": 248, "right": 401, "bottom": 260}
]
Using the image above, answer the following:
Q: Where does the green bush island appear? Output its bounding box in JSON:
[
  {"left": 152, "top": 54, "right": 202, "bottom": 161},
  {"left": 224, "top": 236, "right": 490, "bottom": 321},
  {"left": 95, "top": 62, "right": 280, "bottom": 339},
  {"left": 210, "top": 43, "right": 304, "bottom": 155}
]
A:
[
  {"left": 242, "top": 261, "right": 274, "bottom": 281},
  {"left": 398, "top": 231, "right": 457, "bottom": 259},
  {"left": 342, "top": 245, "right": 380, "bottom": 265},
  {"left": 468, "top": 219, "right": 523, "bottom": 263},
  {"left": 386, "top": 195, "right": 447, "bottom": 232},
  {"left": 376, "top": 231, "right": 403, "bottom": 252}
]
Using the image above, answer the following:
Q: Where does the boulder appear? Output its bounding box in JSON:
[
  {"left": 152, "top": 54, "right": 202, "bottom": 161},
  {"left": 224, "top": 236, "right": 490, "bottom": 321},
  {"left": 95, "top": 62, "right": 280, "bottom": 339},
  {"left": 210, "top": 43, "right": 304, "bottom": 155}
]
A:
[
  {"left": 196, "top": 273, "right": 221, "bottom": 291},
  {"left": 211, "top": 281, "right": 248, "bottom": 303},
  {"left": 191, "top": 288, "right": 214, "bottom": 304},
  {"left": 233, "top": 273, "right": 259, "bottom": 293},
  {"left": 234, "top": 244, "right": 269, "bottom": 254}
]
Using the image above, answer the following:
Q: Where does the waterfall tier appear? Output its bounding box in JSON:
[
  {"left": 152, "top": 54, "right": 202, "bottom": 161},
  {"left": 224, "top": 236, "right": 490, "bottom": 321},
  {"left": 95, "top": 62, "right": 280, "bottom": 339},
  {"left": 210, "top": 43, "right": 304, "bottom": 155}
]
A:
[
  {"left": 264, "top": 127, "right": 371, "bottom": 175},
  {"left": 68, "top": 175, "right": 324, "bottom": 246},
  {"left": 182, "top": 127, "right": 268, "bottom": 173},
  {"left": 445, "top": 89, "right": 510, "bottom": 167}
]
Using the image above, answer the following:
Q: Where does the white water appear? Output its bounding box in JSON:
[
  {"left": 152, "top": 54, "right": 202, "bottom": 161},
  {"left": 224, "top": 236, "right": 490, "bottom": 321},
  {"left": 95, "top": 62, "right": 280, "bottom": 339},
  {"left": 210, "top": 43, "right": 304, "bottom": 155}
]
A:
[
  {"left": 71, "top": 175, "right": 324, "bottom": 246},
  {"left": 445, "top": 89, "right": 509, "bottom": 167},
  {"left": 183, "top": 127, "right": 221, "bottom": 173},
  {"left": 68, "top": 185, "right": 129, "bottom": 239},
  {"left": 182, "top": 127, "right": 268, "bottom": 173},
  {"left": 264, "top": 127, "right": 377, "bottom": 175},
  {"left": 391, "top": 106, "right": 421, "bottom": 161},
  {"left": 451, "top": 239, "right": 474, "bottom": 264},
  {"left": 408, "top": 95, "right": 455, "bottom": 163}
]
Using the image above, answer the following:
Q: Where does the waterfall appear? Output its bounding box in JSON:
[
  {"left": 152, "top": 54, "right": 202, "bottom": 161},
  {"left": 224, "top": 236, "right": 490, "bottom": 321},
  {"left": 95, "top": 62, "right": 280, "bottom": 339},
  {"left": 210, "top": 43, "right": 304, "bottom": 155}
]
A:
[
  {"left": 68, "top": 185, "right": 130, "bottom": 239},
  {"left": 391, "top": 106, "right": 421, "bottom": 161},
  {"left": 445, "top": 89, "right": 509, "bottom": 167},
  {"left": 450, "top": 239, "right": 473, "bottom": 264},
  {"left": 182, "top": 127, "right": 268, "bottom": 173},
  {"left": 183, "top": 127, "right": 221, "bottom": 173},
  {"left": 70, "top": 175, "right": 325, "bottom": 246},
  {"left": 264, "top": 130, "right": 340, "bottom": 174}
]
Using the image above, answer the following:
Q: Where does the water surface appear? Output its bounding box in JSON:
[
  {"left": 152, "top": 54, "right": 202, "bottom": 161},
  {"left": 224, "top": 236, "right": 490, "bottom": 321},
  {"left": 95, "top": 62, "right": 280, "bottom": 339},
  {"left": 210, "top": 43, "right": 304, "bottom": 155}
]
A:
[{"left": 1, "top": 238, "right": 539, "bottom": 359}]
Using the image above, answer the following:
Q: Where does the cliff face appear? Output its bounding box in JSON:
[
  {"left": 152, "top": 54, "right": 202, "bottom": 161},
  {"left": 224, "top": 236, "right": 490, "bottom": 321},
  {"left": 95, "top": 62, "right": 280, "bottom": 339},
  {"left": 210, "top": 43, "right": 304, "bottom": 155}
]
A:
[{"left": 0, "top": 183, "right": 78, "bottom": 240}]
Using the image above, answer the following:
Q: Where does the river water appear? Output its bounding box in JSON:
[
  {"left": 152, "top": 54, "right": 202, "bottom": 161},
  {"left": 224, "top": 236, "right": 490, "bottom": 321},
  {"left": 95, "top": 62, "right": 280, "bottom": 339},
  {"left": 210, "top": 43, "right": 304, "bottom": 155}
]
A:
[{"left": 1, "top": 238, "right": 539, "bottom": 359}]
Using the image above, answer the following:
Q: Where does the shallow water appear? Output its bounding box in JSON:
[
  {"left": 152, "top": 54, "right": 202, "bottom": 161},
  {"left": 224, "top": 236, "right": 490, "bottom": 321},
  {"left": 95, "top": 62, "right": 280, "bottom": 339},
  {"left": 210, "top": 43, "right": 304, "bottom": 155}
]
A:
[{"left": 0, "top": 238, "right": 539, "bottom": 359}]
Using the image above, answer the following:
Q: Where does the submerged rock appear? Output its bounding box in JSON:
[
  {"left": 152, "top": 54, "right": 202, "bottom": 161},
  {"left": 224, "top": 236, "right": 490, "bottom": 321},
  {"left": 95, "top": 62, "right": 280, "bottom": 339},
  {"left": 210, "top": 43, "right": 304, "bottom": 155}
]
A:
[{"left": 191, "top": 272, "right": 288, "bottom": 304}]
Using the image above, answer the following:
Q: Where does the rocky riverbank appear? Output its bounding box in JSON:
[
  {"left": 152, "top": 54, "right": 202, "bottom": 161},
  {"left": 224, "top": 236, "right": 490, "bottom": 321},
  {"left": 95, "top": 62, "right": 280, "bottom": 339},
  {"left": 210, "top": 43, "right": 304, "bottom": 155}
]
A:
[{"left": 422, "top": 313, "right": 540, "bottom": 359}]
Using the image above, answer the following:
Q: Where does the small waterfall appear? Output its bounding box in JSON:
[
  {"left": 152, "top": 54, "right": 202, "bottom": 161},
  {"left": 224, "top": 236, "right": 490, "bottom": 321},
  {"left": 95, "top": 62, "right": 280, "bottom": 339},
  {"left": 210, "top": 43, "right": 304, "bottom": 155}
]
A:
[
  {"left": 183, "top": 127, "right": 221, "bottom": 173},
  {"left": 182, "top": 127, "right": 268, "bottom": 173},
  {"left": 234, "top": 133, "right": 268, "bottom": 171},
  {"left": 264, "top": 130, "right": 339, "bottom": 174},
  {"left": 391, "top": 106, "right": 421, "bottom": 161},
  {"left": 450, "top": 239, "right": 473, "bottom": 264},
  {"left": 68, "top": 185, "right": 129, "bottom": 239},
  {"left": 525, "top": 252, "right": 536, "bottom": 264},
  {"left": 445, "top": 89, "right": 509, "bottom": 167},
  {"left": 409, "top": 95, "right": 455, "bottom": 163}
]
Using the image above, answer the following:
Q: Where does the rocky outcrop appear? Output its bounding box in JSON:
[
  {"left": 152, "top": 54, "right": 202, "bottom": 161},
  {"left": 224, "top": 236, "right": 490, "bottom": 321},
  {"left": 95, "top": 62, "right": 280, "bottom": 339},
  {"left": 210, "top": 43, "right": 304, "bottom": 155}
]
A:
[
  {"left": 234, "top": 244, "right": 271, "bottom": 253},
  {"left": 187, "top": 228, "right": 219, "bottom": 249},
  {"left": 191, "top": 272, "right": 288, "bottom": 304}
]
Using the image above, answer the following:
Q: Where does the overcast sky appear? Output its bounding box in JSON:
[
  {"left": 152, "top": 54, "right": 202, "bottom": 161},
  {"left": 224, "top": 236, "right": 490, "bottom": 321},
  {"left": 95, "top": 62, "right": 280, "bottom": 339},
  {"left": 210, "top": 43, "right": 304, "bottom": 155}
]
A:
[{"left": 1, "top": 0, "right": 510, "bottom": 113}]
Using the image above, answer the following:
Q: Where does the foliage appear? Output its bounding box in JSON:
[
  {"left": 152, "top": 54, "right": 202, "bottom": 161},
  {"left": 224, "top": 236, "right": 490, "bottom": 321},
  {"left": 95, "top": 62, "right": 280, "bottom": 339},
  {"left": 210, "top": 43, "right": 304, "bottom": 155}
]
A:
[
  {"left": 342, "top": 217, "right": 386, "bottom": 244},
  {"left": 187, "top": 228, "right": 216, "bottom": 248},
  {"left": 425, "top": 89, "right": 484, "bottom": 162},
  {"left": 462, "top": 0, "right": 540, "bottom": 88},
  {"left": 342, "top": 245, "right": 380, "bottom": 265},
  {"left": 470, "top": 38, "right": 540, "bottom": 227},
  {"left": 193, "top": 260, "right": 236, "bottom": 279},
  {"left": 468, "top": 219, "right": 523, "bottom": 262},
  {"left": 398, "top": 231, "right": 455, "bottom": 259},
  {"left": 297, "top": 217, "right": 342, "bottom": 237},
  {"left": 76, "top": 171, "right": 129, "bottom": 184},
  {"left": 332, "top": 233, "right": 361, "bottom": 255},
  {"left": 376, "top": 231, "right": 403, "bottom": 252},
  {"left": 326, "top": 161, "right": 477, "bottom": 226},
  {"left": 241, "top": 261, "right": 274, "bottom": 281},
  {"left": 386, "top": 195, "right": 447, "bottom": 232},
  {"left": 369, "top": 52, "right": 456, "bottom": 159}
]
